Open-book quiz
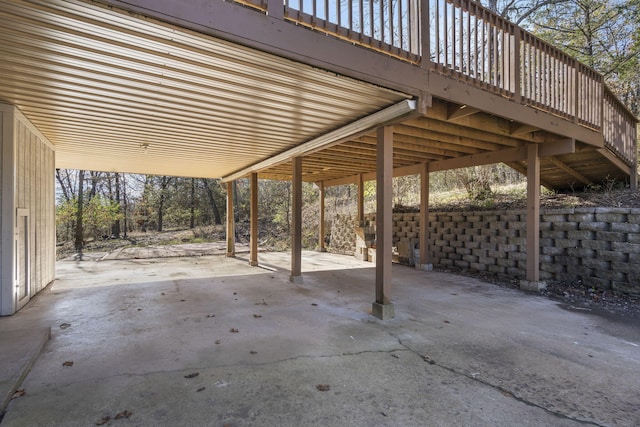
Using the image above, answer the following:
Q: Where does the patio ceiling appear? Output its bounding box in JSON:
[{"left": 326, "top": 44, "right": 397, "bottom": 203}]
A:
[{"left": 0, "top": 0, "right": 410, "bottom": 178}]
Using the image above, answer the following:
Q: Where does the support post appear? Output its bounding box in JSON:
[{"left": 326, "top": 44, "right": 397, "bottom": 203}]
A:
[
  {"left": 1, "top": 108, "right": 16, "bottom": 315},
  {"left": 521, "top": 143, "right": 545, "bottom": 291},
  {"left": 372, "top": 126, "right": 394, "bottom": 319},
  {"left": 417, "top": 162, "right": 432, "bottom": 270},
  {"left": 318, "top": 182, "right": 326, "bottom": 252},
  {"left": 357, "top": 174, "right": 364, "bottom": 224},
  {"left": 290, "top": 157, "right": 303, "bottom": 283},
  {"left": 226, "top": 181, "right": 235, "bottom": 257},
  {"left": 249, "top": 173, "right": 259, "bottom": 267}
]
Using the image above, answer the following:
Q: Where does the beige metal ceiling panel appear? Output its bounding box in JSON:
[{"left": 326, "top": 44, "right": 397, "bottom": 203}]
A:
[{"left": 0, "top": 0, "right": 409, "bottom": 178}]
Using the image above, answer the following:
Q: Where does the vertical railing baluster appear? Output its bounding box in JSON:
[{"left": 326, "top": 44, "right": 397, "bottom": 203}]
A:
[
  {"left": 398, "top": 0, "right": 404, "bottom": 51},
  {"left": 466, "top": 7, "right": 471, "bottom": 77},
  {"left": 458, "top": 5, "right": 463, "bottom": 74},
  {"left": 422, "top": 0, "right": 429, "bottom": 65},
  {"left": 369, "top": 0, "right": 373, "bottom": 40},
  {"left": 513, "top": 27, "right": 521, "bottom": 100},
  {"left": 451, "top": 3, "right": 457, "bottom": 71},
  {"left": 435, "top": 0, "right": 440, "bottom": 65}
]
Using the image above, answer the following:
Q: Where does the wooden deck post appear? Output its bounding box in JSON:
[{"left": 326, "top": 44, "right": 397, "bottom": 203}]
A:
[
  {"left": 318, "top": 182, "right": 326, "bottom": 252},
  {"left": 290, "top": 157, "right": 303, "bottom": 283},
  {"left": 226, "top": 181, "right": 235, "bottom": 257},
  {"left": 372, "top": 126, "right": 394, "bottom": 319},
  {"left": 249, "top": 173, "right": 259, "bottom": 267},
  {"left": 417, "top": 162, "right": 432, "bottom": 270},
  {"left": 522, "top": 143, "right": 544, "bottom": 291},
  {"left": 357, "top": 174, "right": 364, "bottom": 224}
]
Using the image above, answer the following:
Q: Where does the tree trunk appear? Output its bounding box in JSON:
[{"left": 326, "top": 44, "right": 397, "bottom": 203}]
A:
[
  {"left": 74, "top": 170, "right": 85, "bottom": 252},
  {"left": 157, "top": 176, "right": 173, "bottom": 232},
  {"left": 158, "top": 192, "right": 165, "bottom": 232},
  {"left": 55, "top": 169, "right": 72, "bottom": 202},
  {"left": 202, "top": 179, "right": 222, "bottom": 225},
  {"left": 112, "top": 173, "right": 121, "bottom": 238},
  {"left": 122, "top": 174, "right": 129, "bottom": 237},
  {"left": 190, "top": 178, "right": 196, "bottom": 229}
]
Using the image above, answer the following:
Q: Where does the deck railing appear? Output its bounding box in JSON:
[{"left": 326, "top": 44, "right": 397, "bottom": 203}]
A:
[{"left": 233, "top": 0, "right": 637, "bottom": 167}]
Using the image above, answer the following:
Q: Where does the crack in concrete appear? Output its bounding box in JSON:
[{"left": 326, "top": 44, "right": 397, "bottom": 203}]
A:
[
  {"left": 17, "top": 347, "right": 411, "bottom": 396},
  {"left": 385, "top": 330, "right": 605, "bottom": 427}
]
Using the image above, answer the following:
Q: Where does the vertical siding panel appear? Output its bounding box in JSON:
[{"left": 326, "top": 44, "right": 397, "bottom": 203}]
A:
[{"left": 12, "top": 109, "right": 56, "bottom": 298}]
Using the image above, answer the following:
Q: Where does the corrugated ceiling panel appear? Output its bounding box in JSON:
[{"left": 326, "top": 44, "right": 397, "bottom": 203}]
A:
[{"left": 0, "top": 0, "right": 409, "bottom": 178}]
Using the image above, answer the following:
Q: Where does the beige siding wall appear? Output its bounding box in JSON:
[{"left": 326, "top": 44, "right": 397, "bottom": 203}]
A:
[
  {"left": 1, "top": 104, "right": 55, "bottom": 315},
  {"left": 14, "top": 109, "right": 56, "bottom": 296}
]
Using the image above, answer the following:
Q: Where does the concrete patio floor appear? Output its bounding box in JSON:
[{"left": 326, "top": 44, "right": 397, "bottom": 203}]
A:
[{"left": 0, "top": 250, "right": 639, "bottom": 426}]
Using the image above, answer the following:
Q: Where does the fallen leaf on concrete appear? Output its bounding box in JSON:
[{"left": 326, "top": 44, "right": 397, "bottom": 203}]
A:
[
  {"left": 250, "top": 350, "right": 257, "bottom": 355},
  {"left": 59, "top": 323, "right": 71, "bottom": 329},
  {"left": 197, "top": 387, "right": 206, "bottom": 392},
  {"left": 12, "top": 389, "right": 26, "bottom": 399},
  {"left": 184, "top": 372, "right": 199, "bottom": 379},
  {"left": 96, "top": 416, "right": 111, "bottom": 425},
  {"left": 114, "top": 410, "right": 132, "bottom": 419},
  {"left": 230, "top": 328, "right": 239, "bottom": 333},
  {"left": 316, "top": 384, "right": 331, "bottom": 391},
  {"left": 63, "top": 361, "right": 74, "bottom": 367},
  {"left": 422, "top": 355, "right": 435, "bottom": 365},
  {"left": 253, "top": 314, "right": 262, "bottom": 318}
]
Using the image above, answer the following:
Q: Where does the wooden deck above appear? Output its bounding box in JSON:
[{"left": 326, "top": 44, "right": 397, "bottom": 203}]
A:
[{"left": 0, "top": 0, "right": 636, "bottom": 190}]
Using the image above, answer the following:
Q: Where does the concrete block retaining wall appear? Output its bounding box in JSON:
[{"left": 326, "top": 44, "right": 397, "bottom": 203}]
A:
[{"left": 328, "top": 208, "right": 640, "bottom": 295}]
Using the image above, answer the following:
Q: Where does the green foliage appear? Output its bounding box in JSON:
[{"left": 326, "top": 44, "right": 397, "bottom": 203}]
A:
[
  {"left": 56, "top": 196, "right": 123, "bottom": 241},
  {"left": 84, "top": 196, "right": 124, "bottom": 239},
  {"left": 528, "top": 0, "right": 640, "bottom": 115}
]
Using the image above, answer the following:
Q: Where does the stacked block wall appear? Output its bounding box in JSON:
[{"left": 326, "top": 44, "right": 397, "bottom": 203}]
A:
[{"left": 327, "top": 208, "right": 640, "bottom": 295}]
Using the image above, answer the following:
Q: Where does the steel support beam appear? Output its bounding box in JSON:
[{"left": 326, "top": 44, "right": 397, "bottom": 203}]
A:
[
  {"left": 372, "top": 126, "right": 394, "bottom": 319},
  {"left": 226, "top": 181, "right": 235, "bottom": 257},
  {"left": 290, "top": 157, "right": 303, "bottom": 283},
  {"left": 249, "top": 173, "right": 259, "bottom": 267}
]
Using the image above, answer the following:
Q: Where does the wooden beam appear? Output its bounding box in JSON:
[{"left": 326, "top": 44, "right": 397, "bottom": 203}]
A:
[
  {"left": 548, "top": 157, "right": 592, "bottom": 186},
  {"left": 249, "top": 173, "right": 258, "bottom": 267},
  {"left": 318, "top": 182, "right": 326, "bottom": 252},
  {"left": 290, "top": 157, "right": 303, "bottom": 283},
  {"left": 357, "top": 174, "right": 364, "bottom": 223},
  {"left": 430, "top": 147, "right": 527, "bottom": 172},
  {"left": 226, "top": 181, "right": 235, "bottom": 257},
  {"left": 539, "top": 138, "right": 575, "bottom": 157},
  {"left": 510, "top": 124, "right": 539, "bottom": 136},
  {"left": 447, "top": 104, "right": 481, "bottom": 121},
  {"left": 417, "top": 162, "right": 432, "bottom": 270},
  {"left": 597, "top": 149, "right": 632, "bottom": 174},
  {"left": 526, "top": 144, "right": 540, "bottom": 283},
  {"left": 429, "top": 74, "right": 605, "bottom": 148},
  {"left": 373, "top": 126, "right": 394, "bottom": 319},
  {"left": 506, "top": 161, "right": 554, "bottom": 189}
]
